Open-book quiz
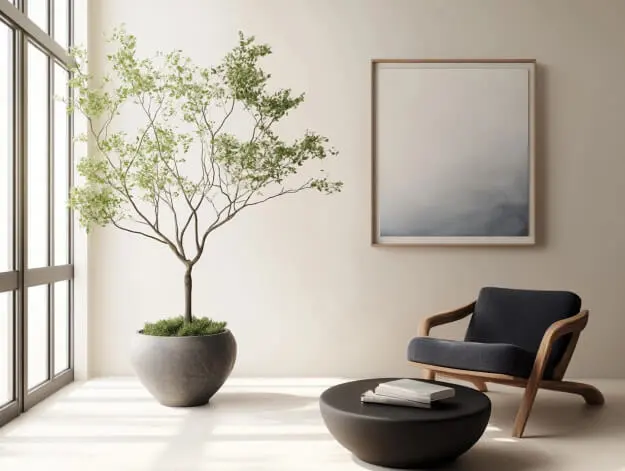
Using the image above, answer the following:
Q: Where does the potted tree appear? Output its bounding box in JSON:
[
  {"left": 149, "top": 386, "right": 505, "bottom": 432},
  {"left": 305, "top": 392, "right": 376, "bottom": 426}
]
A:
[{"left": 67, "top": 28, "right": 341, "bottom": 407}]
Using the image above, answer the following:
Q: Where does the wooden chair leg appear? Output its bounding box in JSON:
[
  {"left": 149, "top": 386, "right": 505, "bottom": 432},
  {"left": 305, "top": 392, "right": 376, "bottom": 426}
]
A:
[
  {"left": 471, "top": 379, "right": 488, "bottom": 392},
  {"left": 423, "top": 369, "right": 435, "bottom": 381},
  {"left": 541, "top": 381, "right": 605, "bottom": 405},
  {"left": 512, "top": 381, "right": 540, "bottom": 438}
]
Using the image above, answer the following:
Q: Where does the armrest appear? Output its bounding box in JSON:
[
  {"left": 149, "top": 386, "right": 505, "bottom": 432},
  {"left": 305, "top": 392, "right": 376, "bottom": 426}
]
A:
[
  {"left": 543, "top": 310, "right": 589, "bottom": 342},
  {"left": 418, "top": 301, "right": 476, "bottom": 337},
  {"left": 530, "top": 310, "right": 589, "bottom": 380}
]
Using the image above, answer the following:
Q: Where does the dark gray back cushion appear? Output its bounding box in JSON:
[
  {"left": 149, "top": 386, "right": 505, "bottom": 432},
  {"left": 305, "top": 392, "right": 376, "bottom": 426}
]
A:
[{"left": 465, "top": 287, "right": 582, "bottom": 379}]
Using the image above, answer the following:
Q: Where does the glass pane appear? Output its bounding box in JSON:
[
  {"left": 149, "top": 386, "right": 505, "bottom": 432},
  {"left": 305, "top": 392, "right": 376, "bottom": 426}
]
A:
[
  {"left": 0, "top": 292, "right": 13, "bottom": 406},
  {"left": 27, "top": 44, "right": 49, "bottom": 269},
  {"left": 54, "top": 281, "right": 69, "bottom": 374},
  {"left": 28, "top": 285, "right": 49, "bottom": 389},
  {"left": 27, "top": 0, "right": 49, "bottom": 34},
  {"left": 54, "top": 0, "right": 69, "bottom": 48},
  {"left": 54, "top": 64, "right": 69, "bottom": 265},
  {"left": 0, "top": 24, "right": 12, "bottom": 272}
]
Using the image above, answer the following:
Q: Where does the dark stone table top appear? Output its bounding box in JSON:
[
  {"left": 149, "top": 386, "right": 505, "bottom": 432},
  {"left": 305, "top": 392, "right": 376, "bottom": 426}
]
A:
[{"left": 320, "top": 378, "right": 491, "bottom": 423}]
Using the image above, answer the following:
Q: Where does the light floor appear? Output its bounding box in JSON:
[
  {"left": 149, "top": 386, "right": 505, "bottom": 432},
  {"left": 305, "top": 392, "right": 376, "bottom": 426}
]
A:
[{"left": 0, "top": 378, "right": 623, "bottom": 471}]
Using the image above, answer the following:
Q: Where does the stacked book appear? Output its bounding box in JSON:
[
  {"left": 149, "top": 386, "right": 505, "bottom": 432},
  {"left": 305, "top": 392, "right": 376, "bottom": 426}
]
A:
[{"left": 361, "top": 379, "right": 455, "bottom": 409}]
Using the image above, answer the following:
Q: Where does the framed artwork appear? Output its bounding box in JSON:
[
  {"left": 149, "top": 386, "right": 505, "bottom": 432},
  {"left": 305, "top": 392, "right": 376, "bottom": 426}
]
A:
[{"left": 371, "top": 59, "right": 536, "bottom": 246}]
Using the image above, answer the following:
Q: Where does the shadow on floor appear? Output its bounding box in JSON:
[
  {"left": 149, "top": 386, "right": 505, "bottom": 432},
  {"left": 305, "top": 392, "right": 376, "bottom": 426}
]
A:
[
  {"left": 210, "top": 391, "right": 317, "bottom": 412},
  {"left": 353, "top": 443, "right": 553, "bottom": 471},
  {"left": 487, "top": 391, "right": 623, "bottom": 439}
]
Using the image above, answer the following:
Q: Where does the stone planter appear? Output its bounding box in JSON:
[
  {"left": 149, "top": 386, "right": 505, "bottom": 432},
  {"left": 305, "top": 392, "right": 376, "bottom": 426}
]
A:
[{"left": 130, "top": 329, "right": 237, "bottom": 407}]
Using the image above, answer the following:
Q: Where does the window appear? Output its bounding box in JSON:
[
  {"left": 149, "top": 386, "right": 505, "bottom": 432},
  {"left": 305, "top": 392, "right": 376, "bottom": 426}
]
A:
[
  {"left": 0, "top": 0, "right": 75, "bottom": 427},
  {"left": 54, "top": 64, "right": 69, "bottom": 266},
  {"left": 27, "top": 42, "right": 49, "bottom": 269},
  {"left": 27, "top": 0, "right": 48, "bottom": 34},
  {"left": 0, "top": 18, "right": 12, "bottom": 275},
  {"left": 0, "top": 292, "right": 13, "bottom": 407},
  {"left": 27, "top": 285, "right": 48, "bottom": 388}
]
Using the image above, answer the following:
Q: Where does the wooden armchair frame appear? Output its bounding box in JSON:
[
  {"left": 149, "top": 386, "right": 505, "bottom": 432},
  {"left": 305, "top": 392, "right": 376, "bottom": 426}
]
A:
[{"left": 411, "top": 302, "right": 605, "bottom": 438}]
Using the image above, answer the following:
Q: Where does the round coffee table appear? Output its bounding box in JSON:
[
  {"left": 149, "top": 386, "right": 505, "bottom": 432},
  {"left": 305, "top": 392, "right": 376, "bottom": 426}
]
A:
[{"left": 320, "top": 378, "right": 491, "bottom": 469}]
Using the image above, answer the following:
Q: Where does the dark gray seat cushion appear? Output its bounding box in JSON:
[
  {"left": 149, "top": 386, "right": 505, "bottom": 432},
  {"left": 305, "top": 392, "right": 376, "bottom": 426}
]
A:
[{"left": 408, "top": 337, "right": 536, "bottom": 378}]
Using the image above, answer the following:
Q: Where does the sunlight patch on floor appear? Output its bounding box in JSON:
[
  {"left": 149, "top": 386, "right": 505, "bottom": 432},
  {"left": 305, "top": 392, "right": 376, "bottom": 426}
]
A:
[{"left": 0, "top": 378, "right": 621, "bottom": 471}]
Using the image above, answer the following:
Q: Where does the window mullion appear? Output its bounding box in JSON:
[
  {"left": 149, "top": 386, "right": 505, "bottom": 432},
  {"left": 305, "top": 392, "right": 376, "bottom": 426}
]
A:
[
  {"left": 47, "top": 52, "right": 54, "bottom": 379},
  {"left": 9, "top": 23, "right": 17, "bottom": 408},
  {"left": 48, "top": 0, "right": 53, "bottom": 39},
  {"left": 15, "top": 26, "right": 25, "bottom": 413},
  {"left": 67, "top": 0, "right": 72, "bottom": 48}
]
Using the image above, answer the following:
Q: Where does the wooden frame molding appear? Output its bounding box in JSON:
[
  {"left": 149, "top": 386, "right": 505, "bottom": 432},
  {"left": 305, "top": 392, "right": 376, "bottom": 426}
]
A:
[{"left": 412, "top": 304, "right": 605, "bottom": 438}]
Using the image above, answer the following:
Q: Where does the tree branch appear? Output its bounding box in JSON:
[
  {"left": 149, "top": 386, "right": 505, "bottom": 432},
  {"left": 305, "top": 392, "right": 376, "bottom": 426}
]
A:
[
  {"left": 161, "top": 187, "right": 186, "bottom": 258},
  {"left": 111, "top": 220, "right": 168, "bottom": 245},
  {"left": 138, "top": 95, "right": 189, "bottom": 257},
  {"left": 189, "top": 179, "right": 314, "bottom": 265},
  {"left": 205, "top": 97, "right": 235, "bottom": 138},
  {"left": 86, "top": 115, "right": 187, "bottom": 262},
  {"left": 240, "top": 179, "right": 314, "bottom": 210}
]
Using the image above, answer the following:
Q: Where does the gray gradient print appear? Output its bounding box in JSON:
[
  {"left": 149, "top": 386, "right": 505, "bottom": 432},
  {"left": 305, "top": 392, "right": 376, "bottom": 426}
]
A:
[{"left": 376, "top": 66, "right": 530, "bottom": 238}]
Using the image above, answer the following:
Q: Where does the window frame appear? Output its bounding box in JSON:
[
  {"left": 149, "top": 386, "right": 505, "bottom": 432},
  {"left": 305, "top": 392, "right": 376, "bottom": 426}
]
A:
[{"left": 0, "top": 0, "right": 74, "bottom": 427}]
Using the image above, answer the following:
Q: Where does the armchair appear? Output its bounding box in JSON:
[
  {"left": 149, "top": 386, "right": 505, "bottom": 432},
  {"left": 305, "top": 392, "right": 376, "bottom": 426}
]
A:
[{"left": 408, "top": 287, "right": 604, "bottom": 438}]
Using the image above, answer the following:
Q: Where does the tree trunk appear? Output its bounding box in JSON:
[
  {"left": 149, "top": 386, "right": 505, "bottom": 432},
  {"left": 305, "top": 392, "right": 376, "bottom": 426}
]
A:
[{"left": 184, "top": 264, "right": 193, "bottom": 324}]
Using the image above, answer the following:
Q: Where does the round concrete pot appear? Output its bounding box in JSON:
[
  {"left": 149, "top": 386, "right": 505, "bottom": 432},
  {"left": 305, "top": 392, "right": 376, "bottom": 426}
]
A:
[{"left": 130, "top": 329, "right": 237, "bottom": 407}]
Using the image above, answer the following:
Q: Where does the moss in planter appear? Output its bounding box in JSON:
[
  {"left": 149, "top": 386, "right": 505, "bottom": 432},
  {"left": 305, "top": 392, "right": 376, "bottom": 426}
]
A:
[{"left": 142, "top": 316, "right": 227, "bottom": 337}]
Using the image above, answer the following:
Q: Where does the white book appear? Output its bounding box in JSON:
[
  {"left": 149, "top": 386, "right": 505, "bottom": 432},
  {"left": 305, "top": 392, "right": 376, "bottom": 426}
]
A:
[
  {"left": 360, "top": 390, "right": 432, "bottom": 409},
  {"left": 375, "top": 379, "right": 455, "bottom": 403}
]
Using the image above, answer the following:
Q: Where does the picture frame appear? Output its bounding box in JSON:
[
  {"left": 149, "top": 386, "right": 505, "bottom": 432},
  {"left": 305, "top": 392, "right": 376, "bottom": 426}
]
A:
[{"left": 371, "top": 59, "right": 536, "bottom": 246}]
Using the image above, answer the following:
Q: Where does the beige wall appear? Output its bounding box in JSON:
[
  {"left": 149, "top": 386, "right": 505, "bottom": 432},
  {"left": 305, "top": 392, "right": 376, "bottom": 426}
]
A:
[{"left": 87, "top": 0, "right": 625, "bottom": 378}]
